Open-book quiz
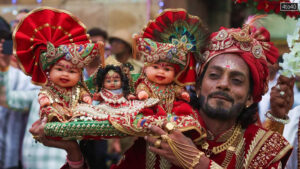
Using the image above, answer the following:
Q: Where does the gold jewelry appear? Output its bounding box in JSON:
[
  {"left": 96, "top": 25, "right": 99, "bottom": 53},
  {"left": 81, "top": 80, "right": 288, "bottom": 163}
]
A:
[
  {"left": 191, "top": 151, "right": 204, "bottom": 169},
  {"left": 165, "top": 122, "right": 175, "bottom": 133},
  {"left": 264, "top": 118, "right": 284, "bottom": 134},
  {"left": 144, "top": 78, "right": 175, "bottom": 114},
  {"left": 265, "top": 111, "right": 290, "bottom": 124},
  {"left": 202, "top": 124, "right": 242, "bottom": 155},
  {"left": 160, "top": 134, "right": 205, "bottom": 169},
  {"left": 154, "top": 139, "right": 162, "bottom": 148},
  {"left": 161, "top": 134, "right": 169, "bottom": 142}
]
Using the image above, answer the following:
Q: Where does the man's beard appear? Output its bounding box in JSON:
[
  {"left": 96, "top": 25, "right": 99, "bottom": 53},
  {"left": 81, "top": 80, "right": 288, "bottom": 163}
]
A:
[{"left": 198, "top": 92, "right": 245, "bottom": 121}]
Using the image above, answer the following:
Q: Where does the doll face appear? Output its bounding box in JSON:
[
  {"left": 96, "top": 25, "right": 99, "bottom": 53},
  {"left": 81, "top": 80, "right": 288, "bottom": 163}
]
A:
[
  {"left": 103, "top": 70, "right": 122, "bottom": 90},
  {"left": 49, "top": 59, "right": 81, "bottom": 88},
  {"left": 144, "top": 62, "right": 175, "bottom": 85}
]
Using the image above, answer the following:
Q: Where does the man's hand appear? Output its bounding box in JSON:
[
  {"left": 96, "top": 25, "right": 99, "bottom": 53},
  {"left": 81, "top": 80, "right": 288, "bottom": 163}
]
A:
[
  {"left": 0, "top": 39, "right": 11, "bottom": 71},
  {"left": 110, "top": 138, "right": 121, "bottom": 154},
  {"left": 270, "top": 75, "right": 295, "bottom": 119},
  {"left": 29, "top": 117, "right": 83, "bottom": 162},
  {"left": 145, "top": 125, "right": 210, "bottom": 168}
]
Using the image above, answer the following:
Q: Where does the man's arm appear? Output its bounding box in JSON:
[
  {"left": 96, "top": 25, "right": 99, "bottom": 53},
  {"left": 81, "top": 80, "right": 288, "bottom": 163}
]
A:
[{"left": 0, "top": 69, "right": 39, "bottom": 112}]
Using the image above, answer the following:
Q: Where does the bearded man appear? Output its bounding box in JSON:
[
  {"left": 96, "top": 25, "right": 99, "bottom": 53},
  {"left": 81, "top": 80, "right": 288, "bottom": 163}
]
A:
[{"left": 144, "top": 25, "right": 293, "bottom": 169}]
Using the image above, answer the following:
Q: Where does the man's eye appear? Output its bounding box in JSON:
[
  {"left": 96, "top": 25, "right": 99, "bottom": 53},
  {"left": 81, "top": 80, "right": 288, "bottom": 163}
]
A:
[
  {"left": 56, "top": 68, "right": 63, "bottom": 71},
  {"left": 232, "top": 79, "right": 242, "bottom": 85},
  {"left": 153, "top": 65, "right": 159, "bottom": 69},
  {"left": 164, "top": 68, "right": 170, "bottom": 71},
  {"left": 209, "top": 73, "right": 219, "bottom": 79}
]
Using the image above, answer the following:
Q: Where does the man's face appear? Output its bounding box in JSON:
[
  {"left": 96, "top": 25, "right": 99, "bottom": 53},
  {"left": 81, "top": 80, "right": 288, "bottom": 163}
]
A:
[
  {"left": 198, "top": 53, "right": 253, "bottom": 120},
  {"left": 110, "top": 39, "right": 128, "bottom": 55},
  {"left": 90, "top": 36, "right": 105, "bottom": 44}
]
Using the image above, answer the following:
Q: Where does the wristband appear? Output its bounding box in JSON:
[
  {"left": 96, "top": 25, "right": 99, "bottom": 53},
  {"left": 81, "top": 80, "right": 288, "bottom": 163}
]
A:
[{"left": 66, "top": 155, "right": 84, "bottom": 169}]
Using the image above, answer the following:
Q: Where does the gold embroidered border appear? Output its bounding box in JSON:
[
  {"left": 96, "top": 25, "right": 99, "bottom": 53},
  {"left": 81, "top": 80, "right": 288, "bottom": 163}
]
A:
[
  {"left": 235, "top": 137, "right": 245, "bottom": 169},
  {"left": 270, "top": 144, "right": 293, "bottom": 165},
  {"left": 210, "top": 161, "right": 224, "bottom": 169},
  {"left": 110, "top": 120, "right": 137, "bottom": 136},
  {"left": 146, "top": 143, "right": 156, "bottom": 169},
  {"left": 246, "top": 131, "right": 290, "bottom": 168},
  {"left": 159, "top": 156, "right": 171, "bottom": 169},
  {"left": 243, "top": 129, "right": 267, "bottom": 168},
  {"left": 246, "top": 130, "right": 273, "bottom": 168}
]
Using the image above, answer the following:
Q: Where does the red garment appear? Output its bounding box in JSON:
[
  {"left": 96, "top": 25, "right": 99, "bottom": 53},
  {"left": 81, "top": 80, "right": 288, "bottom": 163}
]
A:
[{"left": 111, "top": 123, "right": 291, "bottom": 169}]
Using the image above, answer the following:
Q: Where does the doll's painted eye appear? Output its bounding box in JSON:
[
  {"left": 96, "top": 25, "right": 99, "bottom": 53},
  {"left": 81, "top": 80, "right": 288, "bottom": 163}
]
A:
[
  {"left": 56, "top": 68, "right": 63, "bottom": 71},
  {"left": 153, "top": 65, "right": 159, "bottom": 69}
]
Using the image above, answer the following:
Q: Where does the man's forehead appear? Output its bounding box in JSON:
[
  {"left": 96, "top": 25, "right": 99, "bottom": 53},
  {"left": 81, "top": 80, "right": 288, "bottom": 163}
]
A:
[{"left": 207, "top": 53, "right": 249, "bottom": 75}]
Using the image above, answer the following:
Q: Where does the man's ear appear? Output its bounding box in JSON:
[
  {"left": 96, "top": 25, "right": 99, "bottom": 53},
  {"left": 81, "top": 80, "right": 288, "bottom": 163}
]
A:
[
  {"left": 245, "top": 95, "right": 254, "bottom": 108},
  {"left": 195, "top": 84, "right": 201, "bottom": 98}
]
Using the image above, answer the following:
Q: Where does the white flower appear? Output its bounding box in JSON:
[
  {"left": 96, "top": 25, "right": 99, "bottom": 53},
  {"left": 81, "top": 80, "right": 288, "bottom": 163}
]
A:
[
  {"left": 280, "top": 19, "right": 300, "bottom": 78},
  {"left": 279, "top": 52, "right": 300, "bottom": 77}
]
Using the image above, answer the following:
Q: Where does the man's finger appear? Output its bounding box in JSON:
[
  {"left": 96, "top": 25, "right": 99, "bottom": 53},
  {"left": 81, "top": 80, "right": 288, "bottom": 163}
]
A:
[
  {"left": 145, "top": 136, "right": 158, "bottom": 145},
  {"left": 149, "top": 125, "right": 167, "bottom": 136},
  {"left": 148, "top": 145, "right": 168, "bottom": 156}
]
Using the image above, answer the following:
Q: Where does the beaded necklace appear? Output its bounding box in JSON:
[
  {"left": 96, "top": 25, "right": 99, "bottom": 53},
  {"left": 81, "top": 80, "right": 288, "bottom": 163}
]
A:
[
  {"left": 144, "top": 78, "right": 175, "bottom": 114},
  {"left": 49, "top": 85, "right": 72, "bottom": 102},
  {"left": 46, "top": 81, "right": 81, "bottom": 107}
]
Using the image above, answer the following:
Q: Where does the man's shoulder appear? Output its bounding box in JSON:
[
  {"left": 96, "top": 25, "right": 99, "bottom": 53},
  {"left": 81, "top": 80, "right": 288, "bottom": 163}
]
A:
[{"left": 243, "top": 124, "right": 292, "bottom": 168}]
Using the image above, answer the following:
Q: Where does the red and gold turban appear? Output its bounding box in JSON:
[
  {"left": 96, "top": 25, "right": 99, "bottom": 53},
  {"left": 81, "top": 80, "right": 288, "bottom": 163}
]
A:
[
  {"left": 200, "top": 25, "right": 279, "bottom": 103},
  {"left": 13, "top": 7, "right": 99, "bottom": 85}
]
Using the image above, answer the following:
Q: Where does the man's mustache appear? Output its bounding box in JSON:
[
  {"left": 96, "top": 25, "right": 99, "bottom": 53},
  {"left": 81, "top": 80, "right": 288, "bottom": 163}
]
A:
[{"left": 207, "top": 91, "right": 234, "bottom": 103}]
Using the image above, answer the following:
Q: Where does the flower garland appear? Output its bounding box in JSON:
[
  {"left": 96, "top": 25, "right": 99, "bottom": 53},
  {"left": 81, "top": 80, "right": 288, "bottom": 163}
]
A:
[
  {"left": 234, "top": 0, "right": 300, "bottom": 18},
  {"left": 279, "top": 19, "right": 300, "bottom": 77}
]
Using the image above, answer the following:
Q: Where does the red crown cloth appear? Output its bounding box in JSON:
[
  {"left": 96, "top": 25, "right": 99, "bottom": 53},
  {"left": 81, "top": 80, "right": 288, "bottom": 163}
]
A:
[
  {"left": 13, "top": 7, "right": 92, "bottom": 85},
  {"left": 137, "top": 9, "right": 208, "bottom": 86},
  {"left": 200, "top": 25, "right": 279, "bottom": 103}
]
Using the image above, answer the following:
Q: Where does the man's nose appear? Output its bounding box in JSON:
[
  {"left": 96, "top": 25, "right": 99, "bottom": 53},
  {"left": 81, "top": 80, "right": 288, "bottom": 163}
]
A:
[{"left": 216, "top": 75, "right": 230, "bottom": 91}]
